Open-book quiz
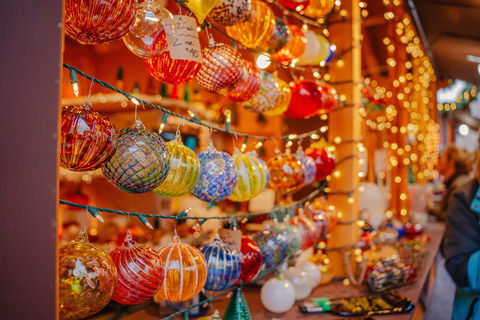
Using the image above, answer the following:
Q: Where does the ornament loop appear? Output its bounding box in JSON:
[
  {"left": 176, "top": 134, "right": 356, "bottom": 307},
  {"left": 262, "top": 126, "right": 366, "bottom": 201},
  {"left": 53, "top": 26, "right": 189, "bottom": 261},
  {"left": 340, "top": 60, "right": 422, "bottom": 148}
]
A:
[{"left": 82, "top": 100, "right": 93, "bottom": 109}]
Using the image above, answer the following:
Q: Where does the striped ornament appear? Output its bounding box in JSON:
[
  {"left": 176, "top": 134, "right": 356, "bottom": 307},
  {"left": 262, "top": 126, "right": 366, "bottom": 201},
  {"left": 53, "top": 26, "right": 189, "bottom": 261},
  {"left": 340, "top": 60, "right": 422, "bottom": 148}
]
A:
[
  {"left": 156, "top": 236, "right": 207, "bottom": 302},
  {"left": 228, "top": 150, "right": 269, "bottom": 202},
  {"left": 199, "top": 235, "right": 241, "bottom": 291}
]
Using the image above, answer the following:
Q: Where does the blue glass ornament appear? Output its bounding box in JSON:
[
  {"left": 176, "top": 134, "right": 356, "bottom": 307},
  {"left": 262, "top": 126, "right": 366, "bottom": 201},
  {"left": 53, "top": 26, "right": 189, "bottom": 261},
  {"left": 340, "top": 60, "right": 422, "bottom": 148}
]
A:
[{"left": 252, "top": 229, "right": 288, "bottom": 270}]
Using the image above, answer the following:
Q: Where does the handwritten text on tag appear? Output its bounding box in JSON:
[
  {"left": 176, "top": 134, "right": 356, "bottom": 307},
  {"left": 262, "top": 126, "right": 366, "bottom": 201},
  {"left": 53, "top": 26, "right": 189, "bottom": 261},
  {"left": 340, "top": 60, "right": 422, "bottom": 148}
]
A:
[
  {"left": 166, "top": 15, "right": 203, "bottom": 63},
  {"left": 218, "top": 228, "right": 242, "bottom": 253}
]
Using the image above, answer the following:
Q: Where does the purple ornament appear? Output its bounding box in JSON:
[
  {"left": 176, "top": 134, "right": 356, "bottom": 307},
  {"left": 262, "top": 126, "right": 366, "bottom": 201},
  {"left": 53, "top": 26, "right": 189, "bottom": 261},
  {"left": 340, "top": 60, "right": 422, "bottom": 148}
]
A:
[{"left": 295, "top": 148, "right": 317, "bottom": 186}]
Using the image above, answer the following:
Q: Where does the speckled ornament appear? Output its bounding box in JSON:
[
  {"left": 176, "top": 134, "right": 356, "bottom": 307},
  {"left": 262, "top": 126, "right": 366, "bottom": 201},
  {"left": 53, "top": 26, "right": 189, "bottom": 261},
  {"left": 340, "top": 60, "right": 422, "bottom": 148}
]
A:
[
  {"left": 273, "top": 221, "right": 302, "bottom": 258},
  {"left": 268, "top": 152, "right": 305, "bottom": 194},
  {"left": 260, "top": 17, "right": 290, "bottom": 53},
  {"left": 262, "top": 77, "right": 291, "bottom": 116},
  {"left": 240, "top": 71, "right": 280, "bottom": 113},
  {"left": 208, "top": 0, "right": 252, "bottom": 26},
  {"left": 253, "top": 229, "right": 288, "bottom": 270}
]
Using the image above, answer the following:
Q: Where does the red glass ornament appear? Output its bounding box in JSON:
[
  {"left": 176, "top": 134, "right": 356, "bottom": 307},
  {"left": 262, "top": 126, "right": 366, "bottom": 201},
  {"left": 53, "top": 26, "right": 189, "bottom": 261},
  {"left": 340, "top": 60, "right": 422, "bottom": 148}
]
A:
[
  {"left": 290, "top": 215, "right": 318, "bottom": 250},
  {"left": 239, "top": 235, "right": 263, "bottom": 283},
  {"left": 318, "top": 82, "right": 338, "bottom": 114},
  {"left": 225, "top": 60, "right": 261, "bottom": 102},
  {"left": 61, "top": 102, "right": 117, "bottom": 171},
  {"left": 305, "top": 147, "right": 335, "bottom": 180},
  {"left": 144, "top": 31, "right": 202, "bottom": 85},
  {"left": 270, "top": 24, "right": 307, "bottom": 64},
  {"left": 65, "top": 0, "right": 137, "bottom": 45},
  {"left": 109, "top": 235, "right": 165, "bottom": 305},
  {"left": 278, "top": 0, "right": 310, "bottom": 11},
  {"left": 284, "top": 80, "right": 324, "bottom": 119},
  {"left": 195, "top": 41, "right": 244, "bottom": 94}
]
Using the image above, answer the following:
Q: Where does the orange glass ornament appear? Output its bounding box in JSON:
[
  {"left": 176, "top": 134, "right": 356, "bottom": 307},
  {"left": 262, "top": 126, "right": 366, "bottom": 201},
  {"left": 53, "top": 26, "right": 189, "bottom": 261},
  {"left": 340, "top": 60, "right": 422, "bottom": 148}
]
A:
[
  {"left": 263, "top": 77, "right": 291, "bottom": 116},
  {"left": 268, "top": 152, "right": 305, "bottom": 194},
  {"left": 271, "top": 24, "right": 307, "bottom": 64},
  {"left": 65, "top": 0, "right": 137, "bottom": 45},
  {"left": 304, "top": 0, "right": 335, "bottom": 19},
  {"left": 144, "top": 30, "right": 202, "bottom": 85},
  {"left": 195, "top": 41, "right": 243, "bottom": 94},
  {"left": 156, "top": 236, "right": 207, "bottom": 302},
  {"left": 225, "top": 0, "right": 275, "bottom": 49},
  {"left": 225, "top": 60, "right": 261, "bottom": 102}
]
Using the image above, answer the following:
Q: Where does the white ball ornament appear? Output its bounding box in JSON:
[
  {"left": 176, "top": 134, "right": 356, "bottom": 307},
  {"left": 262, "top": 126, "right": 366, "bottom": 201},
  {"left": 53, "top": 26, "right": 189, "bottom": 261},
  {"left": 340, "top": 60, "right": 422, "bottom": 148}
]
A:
[
  {"left": 297, "top": 260, "right": 322, "bottom": 288},
  {"left": 260, "top": 275, "right": 296, "bottom": 313},
  {"left": 283, "top": 266, "right": 313, "bottom": 300}
]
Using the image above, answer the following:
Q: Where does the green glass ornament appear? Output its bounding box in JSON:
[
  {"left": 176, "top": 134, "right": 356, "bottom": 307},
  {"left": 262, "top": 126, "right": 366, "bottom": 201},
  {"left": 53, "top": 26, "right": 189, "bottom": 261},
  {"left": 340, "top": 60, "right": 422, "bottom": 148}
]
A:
[{"left": 224, "top": 286, "right": 252, "bottom": 320}]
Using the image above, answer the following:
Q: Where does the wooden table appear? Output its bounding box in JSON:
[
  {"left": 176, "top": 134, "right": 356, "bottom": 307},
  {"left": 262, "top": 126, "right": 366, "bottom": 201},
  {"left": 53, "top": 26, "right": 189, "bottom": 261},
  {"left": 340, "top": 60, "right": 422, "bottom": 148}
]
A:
[{"left": 124, "top": 221, "right": 446, "bottom": 320}]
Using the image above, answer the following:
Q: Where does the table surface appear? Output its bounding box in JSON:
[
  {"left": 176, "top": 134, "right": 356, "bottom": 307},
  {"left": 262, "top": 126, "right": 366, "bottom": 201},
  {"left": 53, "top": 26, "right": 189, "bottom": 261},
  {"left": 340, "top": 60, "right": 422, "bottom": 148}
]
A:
[{"left": 124, "top": 221, "right": 446, "bottom": 320}]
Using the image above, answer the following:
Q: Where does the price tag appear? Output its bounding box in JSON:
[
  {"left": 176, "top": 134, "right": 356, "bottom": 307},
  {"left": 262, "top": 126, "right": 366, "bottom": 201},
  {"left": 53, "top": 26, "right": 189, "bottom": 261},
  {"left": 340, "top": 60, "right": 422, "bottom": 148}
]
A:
[
  {"left": 218, "top": 228, "right": 242, "bottom": 252},
  {"left": 166, "top": 15, "right": 203, "bottom": 63}
]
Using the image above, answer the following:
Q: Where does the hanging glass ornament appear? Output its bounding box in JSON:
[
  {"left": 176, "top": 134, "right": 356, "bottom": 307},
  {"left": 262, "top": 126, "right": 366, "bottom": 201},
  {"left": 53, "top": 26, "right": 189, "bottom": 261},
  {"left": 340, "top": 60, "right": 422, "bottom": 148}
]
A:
[
  {"left": 294, "top": 147, "right": 317, "bottom": 186},
  {"left": 156, "top": 235, "right": 207, "bottom": 302},
  {"left": 248, "top": 152, "right": 270, "bottom": 190},
  {"left": 102, "top": 119, "right": 170, "bottom": 193},
  {"left": 283, "top": 266, "right": 312, "bottom": 300},
  {"left": 273, "top": 220, "right": 302, "bottom": 258},
  {"left": 318, "top": 82, "right": 338, "bottom": 114},
  {"left": 224, "top": 286, "right": 252, "bottom": 320},
  {"left": 297, "top": 260, "right": 322, "bottom": 287},
  {"left": 267, "top": 152, "right": 305, "bottom": 194},
  {"left": 199, "top": 235, "right": 241, "bottom": 291},
  {"left": 225, "top": 60, "right": 262, "bottom": 103},
  {"left": 297, "top": 30, "right": 321, "bottom": 66},
  {"left": 144, "top": 30, "right": 202, "bottom": 85},
  {"left": 270, "top": 24, "right": 307, "bottom": 64},
  {"left": 290, "top": 215, "right": 318, "bottom": 249},
  {"left": 195, "top": 41, "right": 243, "bottom": 94},
  {"left": 262, "top": 77, "right": 291, "bottom": 116},
  {"left": 311, "top": 34, "right": 332, "bottom": 65},
  {"left": 240, "top": 71, "right": 280, "bottom": 113},
  {"left": 65, "top": 0, "right": 137, "bottom": 45},
  {"left": 252, "top": 228, "right": 288, "bottom": 270},
  {"left": 239, "top": 235, "right": 263, "bottom": 283},
  {"left": 285, "top": 80, "right": 324, "bottom": 119},
  {"left": 109, "top": 234, "right": 164, "bottom": 305},
  {"left": 123, "top": 0, "right": 176, "bottom": 58},
  {"left": 307, "top": 196, "right": 338, "bottom": 238},
  {"left": 192, "top": 140, "right": 238, "bottom": 202},
  {"left": 59, "top": 232, "right": 117, "bottom": 319},
  {"left": 225, "top": 0, "right": 275, "bottom": 49},
  {"left": 155, "top": 132, "right": 201, "bottom": 197},
  {"left": 278, "top": 0, "right": 310, "bottom": 11},
  {"left": 228, "top": 149, "right": 269, "bottom": 202},
  {"left": 60, "top": 102, "right": 117, "bottom": 171},
  {"left": 304, "top": 0, "right": 335, "bottom": 19},
  {"left": 260, "top": 275, "right": 296, "bottom": 313},
  {"left": 208, "top": 0, "right": 252, "bottom": 26},
  {"left": 186, "top": 0, "right": 221, "bottom": 23},
  {"left": 260, "top": 17, "right": 290, "bottom": 53},
  {"left": 305, "top": 145, "right": 336, "bottom": 180}
]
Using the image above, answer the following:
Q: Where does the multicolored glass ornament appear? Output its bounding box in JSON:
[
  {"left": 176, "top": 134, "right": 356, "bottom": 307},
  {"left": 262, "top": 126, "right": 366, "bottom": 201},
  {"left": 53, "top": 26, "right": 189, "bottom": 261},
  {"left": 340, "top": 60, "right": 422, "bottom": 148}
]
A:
[
  {"left": 285, "top": 80, "right": 324, "bottom": 119},
  {"left": 208, "top": 0, "right": 252, "bottom": 26},
  {"left": 199, "top": 235, "right": 241, "bottom": 291},
  {"left": 305, "top": 145, "right": 336, "bottom": 180},
  {"left": 156, "top": 236, "right": 207, "bottom": 302},
  {"left": 60, "top": 102, "right": 117, "bottom": 171},
  {"left": 109, "top": 233, "right": 164, "bottom": 305},
  {"left": 225, "top": 0, "right": 275, "bottom": 49},
  {"left": 144, "top": 30, "right": 203, "bottom": 85},
  {"left": 295, "top": 147, "right": 317, "bottom": 186},
  {"left": 65, "top": 0, "right": 137, "bottom": 45},
  {"left": 273, "top": 220, "right": 302, "bottom": 258},
  {"left": 195, "top": 41, "right": 243, "bottom": 94},
  {"left": 248, "top": 152, "right": 270, "bottom": 190},
  {"left": 123, "top": 0, "right": 176, "bottom": 58},
  {"left": 225, "top": 60, "right": 261, "bottom": 102},
  {"left": 262, "top": 77, "right": 291, "bottom": 116},
  {"left": 224, "top": 286, "right": 252, "bottom": 320},
  {"left": 278, "top": 0, "right": 310, "bottom": 11},
  {"left": 306, "top": 196, "right": 338, "bottom": 238},
  {"left": 102, "top": 119, "right": 170, "bottom": 193},
  {"left": 155, "top": 132, "right": 201, "bottom": 197},
  {"left": 186, "top": 0, "right": 220, "bottom": 23},
  {"left": 290, "top": 215, "right": 318, "bottom": 249},
  {"left": 59, "top": 232, "right": 117, "bottom": 319},
  {"left": 192, "top": 140, "right": 238, "bottom": 202},
  {"left": 252, "top": 228, "right": 288, "bottom": 270},
  {"left": 304, "top": 0, "right": 335, "bottom": 19},
  {"left": 271, "top": 24, "right": 307, "bottom": 64},
  {"left": 228, "top": 149, "right": 269, "bottom": 202},
  {"left": 318, "top": 82, "right": 338, "bottom": 114},
  {"left": 297, "top": 30, "right": 321, "bottom": 66},
  {"left": 268, "top": 152, "right": 305, "bottom": 194},
  {"left": 240, "top": 71, "right": 280, "bottom": 113},
  {"left": 260, "top": 17, "right": 290, "bottom": 53},
  {"left": 239, "top": 235, "right": 262, "bottom": 283}
]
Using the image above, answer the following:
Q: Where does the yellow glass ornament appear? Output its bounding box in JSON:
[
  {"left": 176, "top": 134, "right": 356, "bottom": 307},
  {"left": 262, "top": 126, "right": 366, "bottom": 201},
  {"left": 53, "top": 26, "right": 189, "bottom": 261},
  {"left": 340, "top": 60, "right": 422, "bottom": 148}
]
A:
[
  {"left": 156, "top": 236, "right": 207, "bottom": 302},
  {"left": 263, "top": 77, "right": 291, "bottom": 116},
  {"left": 304, "top": 0, "right": 335, "bottom": 19},
  {"left": 186, "top": 0, "right": 221, "bottom": 23},
  {"left": 312, "top": 34, "right": 331, "bottom": 65},
  {"left": 225, "top": 0, "right": 275, "bottom": 49},
  {"left": 155, "top": 132, "right": 201, "bottom": 197},
  {"left": 228, "top": 149, "right": 269, "bottom": 202},
  {"left": 59, "top": 232, "right": 117, "bottom": 319}
]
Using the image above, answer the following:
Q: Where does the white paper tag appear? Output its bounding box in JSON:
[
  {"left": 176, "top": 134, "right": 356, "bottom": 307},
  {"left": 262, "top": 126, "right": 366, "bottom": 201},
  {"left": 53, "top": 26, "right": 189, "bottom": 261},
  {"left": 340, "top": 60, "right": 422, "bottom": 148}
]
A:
[
  {"left": 218, "top": 228, "right": 242, "bottom": 252},
  {"left": 166, "top": 15, "right": 203, "bottom": 63}
]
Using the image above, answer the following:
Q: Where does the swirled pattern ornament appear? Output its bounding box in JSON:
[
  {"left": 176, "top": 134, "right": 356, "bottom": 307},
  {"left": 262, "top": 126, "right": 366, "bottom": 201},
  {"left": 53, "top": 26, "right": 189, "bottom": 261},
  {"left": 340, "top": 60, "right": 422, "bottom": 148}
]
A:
[
  {"left": 290, "top": 215, "right": 318, "bottom": 249},
  {"left": 263, "top": 77, "right": 291, "bottom": 116},
  {"left": 225, "top": 60, "right": 261, "bottom": 103},
  {"left": 240, "top": 71, "right": 280, "bottom": 113}
]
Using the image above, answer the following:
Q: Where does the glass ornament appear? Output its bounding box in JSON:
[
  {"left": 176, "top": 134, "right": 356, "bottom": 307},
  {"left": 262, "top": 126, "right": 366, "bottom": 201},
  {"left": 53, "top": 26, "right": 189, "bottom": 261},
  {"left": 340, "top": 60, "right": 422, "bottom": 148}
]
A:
[
  {"left": 199, "top": 235, "right": 241, "bottom": 291},
  {"left": 239, "top": 235, "right": 262, "bottom": 283},
  {"left": 228, "top": 149, "right": 269, "bottom": 202},
  {"left": 304, "top": 146, "right": 335, "bottom": 180},
  {"left": 290, "top": 215, "right": 318, "bottom": 249},
  {"left": 318, "top": 82, "right": 338, "bottom": 114},
  {"left": 225, "top": 0, "right": 275, "bottom": 49},
  {"left": 185, "top": 0, "right": 220, "bottom": 24},
  {"left": 260, "top": 275, "right": 296, "bottom": 313},
  {"left": 224, "top": 286, "right": 252, "bottom": 320},
  {"left": 208, "top": 0, "right": 252, "bottom": 26},
  {"left": 260, "top": 17, "right": 290, "bottom": 53},
  {"left": 284, "top": 80, "right": 324, "bottom": 119},
  {"left": 283, "top": 266, "right": 312, "bottom": 300},
  {"left": 248, "top": 151, "right": 270, "bottom": 190},
  {"left": 312, "top": 34, "right": 331, "bottom": 65},
  {"left": 240, "top": 71, "right": 280, "bottom": 113},
  {"left": 304, "top": 0, "right": 335, "bottom": 19},
  {"left": 198, "top": 310, "right": 222, "bottom": 320},
  {"left": 273, "top": 221, "right": 302, "bottom": 258},
  {"left": 59, "top": 232, "right": 117, "bottom": 319},
  {"left": 225, "top": 60, "right": 262, "bottom": 103},
  {"left": 294, "top": 147, "right": 317, "bottom": 186},
  {"left": 65, "top": 0, "right": 137, "bottom": 45},
  {"left": 297, "top": 30, "right": 321, "bottom": 66},
  {"left": 325, "top": 42, "right": 336, "bottom": 63},
  {"left": 102, "top": 119, "right": 170, "bottom": 193},
  {"left": 297, "top": 260, "right": 322, "bottom": 287},
  {"left": 270, "top": 24, "right": 307, "bottom": 64},
  {"left": 144, "top": 30, "right": 202, "bottom": 85},
  {"left": 109, "top": 234, "right": 164, "bottom": 305},
  {"left": 191, "top": 140, "right": 238, "bottom": 202},
  {"left": 195, "top": 41, "right": 243, "bottom": 94},
  {"left": 262, "top": 77, "right": 291, "bottom": 116},
  {"left": 154, "top": 133, "right": 201, "bottom": 197},
  {"left": 267, "top": 152, "right": 305, "bottom": 194},
  {"left": 123, "top": 0, "right": 176, "bottom": 58},
  {"left": 60, "top": 102, "right": 117, "bottom": 171},
  {"left": 156, "top": 236, "right": 207, "bottom": 302},
  {"left": 307, "top": 196, "right": 338, "bottom": 238},
  {"left": 252, "top": 228, "right": 288, "bottom": 270},
  {"left": 278, "top": 0, "right": 310, "bottom": 11}
]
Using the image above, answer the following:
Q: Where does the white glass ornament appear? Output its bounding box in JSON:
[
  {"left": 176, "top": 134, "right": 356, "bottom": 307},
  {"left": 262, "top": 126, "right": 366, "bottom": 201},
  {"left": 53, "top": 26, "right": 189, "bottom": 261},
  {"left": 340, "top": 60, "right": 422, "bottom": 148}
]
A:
[
  {"left": 260, "top": 275, "right": 296, "bottom": 313},
  {"left": 283, "top": 266, "right": 313, "bottom": 300}
]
